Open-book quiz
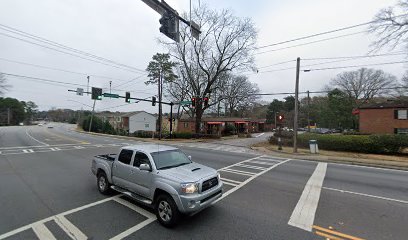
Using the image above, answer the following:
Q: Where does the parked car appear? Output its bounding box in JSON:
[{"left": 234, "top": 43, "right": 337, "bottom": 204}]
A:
[{"left": 91, "top": 144, "right": 223, "bottom": 227}]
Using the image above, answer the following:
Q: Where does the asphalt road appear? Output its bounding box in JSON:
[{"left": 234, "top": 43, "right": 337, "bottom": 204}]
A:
[{"left": 0, "top": 123, "right": 407, "bottom": 239}]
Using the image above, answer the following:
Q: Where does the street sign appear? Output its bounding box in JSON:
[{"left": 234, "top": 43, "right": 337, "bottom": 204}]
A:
[
  {"left": 180, "top": 100, "right": 192, "bottom": 105},
  {"left": 76, "top": 88, "right": 84, "bottom": 96},
  {"left": 103, "top": 93, "right": 120, "bottom": 98}
]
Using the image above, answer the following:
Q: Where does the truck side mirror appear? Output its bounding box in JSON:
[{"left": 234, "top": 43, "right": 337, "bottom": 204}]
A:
[
  {"left": 188, "top": 156, "right": 192, "bottom": 160},
  {"left": 139, "top": 164, "right": 151, "bottom": 171}
]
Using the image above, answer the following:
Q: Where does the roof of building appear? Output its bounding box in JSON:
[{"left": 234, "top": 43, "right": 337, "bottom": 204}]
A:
[
  {"left": 178, "top": 117, "right": 267, "bottom": 122},
  {"left": 359, "top": 100, "right": 408, "bottom": 109}
]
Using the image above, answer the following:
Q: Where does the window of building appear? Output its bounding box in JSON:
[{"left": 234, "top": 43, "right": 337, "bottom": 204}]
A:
[
  {"left": 116, "top": 117, "right": 122, "bottom": 122},
  {"left": 395, "top": 110, "right": 407, "bottom": 120},
  {"left": 395, "top": 128, "right": 408, "bottom": 134},
  {"left": 145, "top": 123, "right": 149, "bottom": 128},
  {"left": 184, "top": 122, "right": 189, "bottom": 128}
]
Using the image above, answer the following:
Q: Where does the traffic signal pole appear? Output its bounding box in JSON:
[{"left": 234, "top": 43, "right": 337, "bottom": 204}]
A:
[
  {"left": 293, "top": 57, "right": 300, "bottom": 153},
  {"left": 88, "top": 99, "right": 96, "bottom": 132}
]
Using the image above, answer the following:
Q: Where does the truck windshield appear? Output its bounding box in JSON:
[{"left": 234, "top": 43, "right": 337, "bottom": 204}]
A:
[{"left": 151, "top": 150, "right": 192, "bottom": 170}]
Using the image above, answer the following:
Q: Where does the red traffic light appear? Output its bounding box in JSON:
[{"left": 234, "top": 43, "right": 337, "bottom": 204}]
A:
[
  {"left": 192, "top": 97, "right": 196, "bottom": 107},
  {"left": 277, "top": 115, "right": 284, "bottom": 121},
  {"left": 203, "top": 97, "right": 209, "bottom": 107}
]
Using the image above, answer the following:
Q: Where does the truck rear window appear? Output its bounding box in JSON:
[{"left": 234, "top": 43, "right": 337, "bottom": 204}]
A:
[{"left": 118, "top": 149, "right": 133, "bottom": 164}]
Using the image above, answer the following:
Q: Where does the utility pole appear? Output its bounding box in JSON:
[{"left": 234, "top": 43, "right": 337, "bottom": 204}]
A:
[
  {"left": 169, "top": 102, "right": 174, "bottom": 138},
  {"left": 307, "top": 90, "right": 311, "bottom": 132},
  {"left": 274, "top": 111, "right": 277, "bottom": 130},
  {"left": 88, "top": 100, "right": 96, "bottom": 132},
  {"left": 7, "top": 108, "right": 10, "bottom": 125},
  {"left": 87, "top": 76, "right": 90, "bottom": 96},
  {"left": 293, "top": 57, "right": 300, "bottom": 153},
  {"left": 109, "top": 81, "right": 112, "bottom": 98},
  {"left": 158, "top": 71, "right": 163, "bottom": 140}
]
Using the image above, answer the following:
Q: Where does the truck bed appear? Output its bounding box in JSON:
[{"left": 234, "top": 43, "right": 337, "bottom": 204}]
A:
[{"left": 94, "top": 154, "right": 116, "bottom": 161}]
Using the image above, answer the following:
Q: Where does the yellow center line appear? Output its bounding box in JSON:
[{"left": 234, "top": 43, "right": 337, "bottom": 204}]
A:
[
  {"left": 45, "top": 129, "right": 89, "bottom": 144},
  {"left": 315, "top": 231, "right": 344, "bottom": 240},
  {"left": 313, "top": 225, "right": 365, "bottom": 240}
]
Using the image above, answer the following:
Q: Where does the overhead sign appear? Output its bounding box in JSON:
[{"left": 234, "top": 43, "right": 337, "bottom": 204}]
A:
[
  {"left": 76, "top": 88, "right": 84, "bottom": 96},
  {"left": 180, "top": 100, "right": 192, "bottom": 105}
]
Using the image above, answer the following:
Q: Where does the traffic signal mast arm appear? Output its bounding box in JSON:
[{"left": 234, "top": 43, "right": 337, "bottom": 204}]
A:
[{"left": 140, "top": 0, "right": 201, "bottom": 34}]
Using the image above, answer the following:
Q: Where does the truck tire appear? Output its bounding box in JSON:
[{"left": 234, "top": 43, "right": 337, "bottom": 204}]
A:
[
  {"left": 97, "top": 172, "right": 110, "bottom": 195},
  {"left": 155, "top": 194, "right": 180, "bottom": 228}
]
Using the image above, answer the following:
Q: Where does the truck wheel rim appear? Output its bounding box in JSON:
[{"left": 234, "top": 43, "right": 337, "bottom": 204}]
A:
[
  {"left": 99, "top": 177, "right": 106, "bottom": 190},
  {"left": 158, "top": 201, "right": 172, "bottom": 222}
]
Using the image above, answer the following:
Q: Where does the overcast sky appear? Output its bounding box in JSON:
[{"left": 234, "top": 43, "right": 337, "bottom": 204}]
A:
[{"left": 0, "top": 0, "right": 406, "bottom": 113}]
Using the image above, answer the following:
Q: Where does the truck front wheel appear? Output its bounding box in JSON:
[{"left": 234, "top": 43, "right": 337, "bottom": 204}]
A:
[
  {"left": 155, "top": 194, "right": 180, "bottom": 227},
  {"left": 97, "top": 172, "right": 110, "bottom": 195}
]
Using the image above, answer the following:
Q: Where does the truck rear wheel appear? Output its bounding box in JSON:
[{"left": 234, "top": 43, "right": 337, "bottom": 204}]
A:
[
  {"left": 155, "top": 194, "right": 180, "bottom": 228},
  {"left": 97, "top": 172, "right": 110, "bottom": 195}
]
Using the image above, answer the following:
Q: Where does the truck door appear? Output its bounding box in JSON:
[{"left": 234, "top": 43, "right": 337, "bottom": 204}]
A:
[
  {"left": 128, "top": 151, "right": 154, "bottom": 197},
  {"left": 112, "top": 149, "right": 134, "bottom": 189}
]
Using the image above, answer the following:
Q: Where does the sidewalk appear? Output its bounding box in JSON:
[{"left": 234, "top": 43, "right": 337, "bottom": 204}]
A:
[{"left": 252, "top": 143, "right": 408, "bottom": 171}]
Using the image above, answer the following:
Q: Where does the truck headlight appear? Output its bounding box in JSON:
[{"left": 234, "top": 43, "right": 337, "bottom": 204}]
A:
[{"left": 181, "top": 182, "right": 199, "bottom": 194}]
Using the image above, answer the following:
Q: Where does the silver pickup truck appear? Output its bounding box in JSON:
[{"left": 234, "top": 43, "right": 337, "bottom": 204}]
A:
[{"left": 91, "top": 144, "right": 223, "bottom": 227}]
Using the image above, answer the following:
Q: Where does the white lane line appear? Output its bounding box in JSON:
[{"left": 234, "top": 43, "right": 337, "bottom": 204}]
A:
[
  {"left": 22, "top": 149, "right": 34, "bottom": 153},
  {"left": 255, "top": 132, "right": 265, "bottom": 138},
  {"left": 25, "top": 129, "right": 50, "bottom": 146},
  {"left": 249, "top": 160, "right": 278, "bottom": 166},
  {"left": 323, "top": 187, "right": 408, "bottom": 205},
  {"left": 257, "top": 158, "right": 282, "bottom": 162},
  {"left": 0, "top": 195, "right": 122, "bottom": 239},
  {"left": 0, "top": 143, "right": 86, "bottom": 150},
  {"left": 221, "top": 181, "right": 238, "bottom": 187},
  {"left": 215, "top": 159, "right": 291, "bottom": 203},
  {"left": 109, "top": 218, "right": 156, "bottom": 240},
  {"left": 236, "top": 164, "right": 267, "bottom": 171},
  {"left": 220, "top": 177, "right": 242, "bottom": 185},
  {"left": 54, "top": 215, "right": 87, "bottom": 240},
  {"left": 32, "top": 223, "right": 57, "bottom": 240},
  {"left": 288, "top": 162, "right": 327, "bottom": 232},
  {"left": 220, "top": 169, "right": 255, "bottom": 176},
  {"left": 113, "top": 197, "right": 155, "bottom": 219}
]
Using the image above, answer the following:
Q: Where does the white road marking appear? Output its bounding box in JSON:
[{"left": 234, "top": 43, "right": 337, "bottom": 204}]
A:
[
  {"left": 22, "top": 149, "right": 34, "bottom": 153},
  {"left": 32, "top": 223, "right": 56, "bottom": 240},
  {"left": 236, "top": 164, "right": 267, "bottom": 171},
  {"left": 250, "top": 160, "right": 278, "bottom": 166},
  {"left": 220, "top": 169, "right": 255, "bottom": 176},
  {"left": 288, "top": 162, "right": 327, "bottom": 232},
  {"left": 54, "top": 215, "right": 87, "bottom": 240},
  {"left": 25, "top": 129, "right": 49, "bottom": 146},
  {"left": 0, "top": 143, "right": 86, "bottom": 150},
  {"left": 109, "top": 218, "right": 156, "bottom": 240},
  {"left": 220, "top": 177, "right": 242, "bottom": 185},
  {"left": 74, "top": 146, "right": 84, "bottom": 149},
  {"left": 221, "top": 181, "right": 238, "bottom": 187},
  {"left": 255, "top": 133, "right": 265, "bottom": 138},
  {"left": 215, "top": 159, "right": 291, "bottom": 203},
  {"left": 113, "top": 197, "right": 155, "bottom": 219},
  {"left": 323, "top": 187, "right": 408, "bottom": 204}
]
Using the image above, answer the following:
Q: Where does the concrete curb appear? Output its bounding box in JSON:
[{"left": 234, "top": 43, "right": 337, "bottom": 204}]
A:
[{"left": 251, "top": 146, "right": 408, "bottom": 171}]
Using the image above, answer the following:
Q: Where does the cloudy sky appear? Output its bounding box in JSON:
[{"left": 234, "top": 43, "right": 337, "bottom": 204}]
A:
[{"left": 0, "top": 0, "right": 406, "bottom": 113}]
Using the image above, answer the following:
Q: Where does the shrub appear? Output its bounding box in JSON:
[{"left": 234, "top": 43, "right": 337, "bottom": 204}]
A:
[
  {"left": 295, "top": 133, "right": 408, "bottom": 155},
  {"left": 173, "top": 132, "right": 193, "bottom": 139},
  {"left": 132, "top": 130, "right": 153, "bottom": 138},
  {"left": 223, "top": 124, "right": 236, "bottom": 136}
]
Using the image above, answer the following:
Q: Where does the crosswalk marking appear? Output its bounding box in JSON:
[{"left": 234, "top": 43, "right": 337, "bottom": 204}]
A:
[
  {"left": 236, "top": 164, "right": 267, "bottom": 171},
  {"left": 220, "top": 169, "right": 256, "bottom": 176},
  {"left": 55, "top": 215, "right": 87, "bottom": 240},
  {"left": 220, "top": 177, "right": 242, "bottom": 185},
  {"left": 32, "top": 223, "right": 56, "bottom": 240}
]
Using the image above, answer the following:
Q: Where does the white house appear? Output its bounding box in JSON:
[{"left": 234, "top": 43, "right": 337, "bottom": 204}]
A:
[{"left": 128, "top": 111, "right": 156, "bottom": 133}]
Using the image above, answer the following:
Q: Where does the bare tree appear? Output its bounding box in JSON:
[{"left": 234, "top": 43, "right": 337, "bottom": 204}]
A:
[
  {"left": 0, "top": 73, "right": 10, "bottom": 96},
  {"left": 396, "top": 70, "right": 408, "bottom": 96},
  {"left": 369, "top": 0, "right": 408, "bottom": 51},
  {"left": 222, "top": 74, "right": 260, "bottom": 116},
  {"left": 162, "top": 5, "right": 257, "bottom": 133},
  {"left": 330, "top": 68, "right": 398, "bottom": 106}
]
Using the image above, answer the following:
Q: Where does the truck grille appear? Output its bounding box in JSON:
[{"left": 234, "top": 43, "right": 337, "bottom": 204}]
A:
[{"left": 202, "top": 177, "right": 218, "bottom": 192}]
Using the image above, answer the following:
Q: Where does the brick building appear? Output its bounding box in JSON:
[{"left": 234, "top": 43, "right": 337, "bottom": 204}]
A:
[
  {"left": 177, "top": 117, "right": 273, "bottom": 135},
  {"left": 359, "top": 101, "right": 408, "bottom": 134}
]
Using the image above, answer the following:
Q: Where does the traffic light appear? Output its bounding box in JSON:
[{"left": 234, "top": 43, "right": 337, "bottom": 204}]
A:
[
  {"left": 203, "top": 97, "right": 209, "bottom": 107},
  {"left": 125, "top": 92, "right": 130, "bottom": 103},
  {"left": 277, "top": 114, "right": 284, "bottom": 122},
  {"left": 191, "top": 97, "right": 196, "bottom": 107},
  {"left": 91, "top": 87, "right": 102, "bottom": 100},
  {"left": 152, "top": 96, "right": 156, "bottom": 106},
  {"left": 159, "top": 10, "right": 180, "bottom": 42}
]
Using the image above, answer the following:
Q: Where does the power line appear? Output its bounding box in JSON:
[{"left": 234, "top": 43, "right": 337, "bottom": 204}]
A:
[
  {"left": 0, "top": 24, "right": 146, "bottom": 73},
  {"left": 255, "top": 13, "right": 408, "bottom": 50},
  {"left": 0, "top": 72, "right": 155, "bottom": 94},
  {"left": 0, "top": 57, "right": 145, "bottom": 83},
  {"left": 302, "top": 52, "right": 406, "bottom": 61},
  {"left": 303, "top": 60, "right": 408, "bottom": 71},
  {"left": 254, "top": 31, "right": 366, "bottom": 55},
  {"left": 257, "top": 60, "right": 296, "bottom": 69}
]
